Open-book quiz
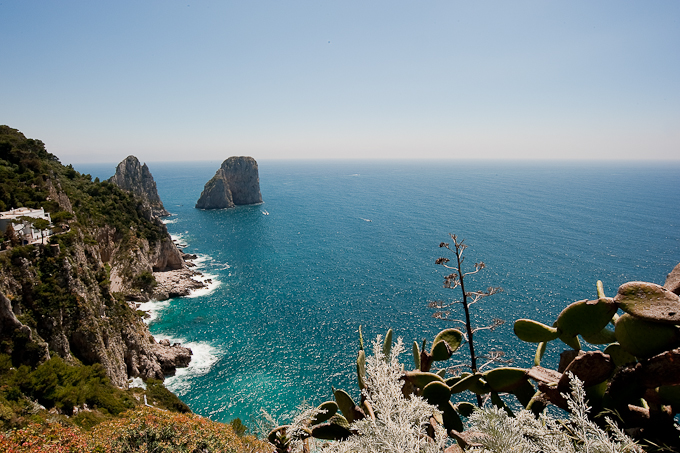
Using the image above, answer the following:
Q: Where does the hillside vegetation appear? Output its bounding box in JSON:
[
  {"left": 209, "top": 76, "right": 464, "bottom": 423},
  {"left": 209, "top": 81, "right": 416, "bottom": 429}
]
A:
[{"left": 0, "top": 126, "right": 205, "bottom": 435}]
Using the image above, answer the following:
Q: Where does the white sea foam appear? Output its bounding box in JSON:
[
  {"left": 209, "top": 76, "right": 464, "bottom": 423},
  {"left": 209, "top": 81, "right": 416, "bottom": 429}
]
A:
[
  {"left": 162, "top": 218, "right": 178, "bottom": 224},
  {"left": 190, "top": 253, "right": 230, "bottom": 272},
  {"left": 163, "top": 340, "right": 220, "bottom": 396},
  {"left": 171, "top": 232, "right": 189, "bottom": 248},
  {"left": 190, "top": 253, "right": 212, "bottom": 268},
  {"left": 136, "top": 299, "right": 171, "bottom": 324},
  {"left": 128, "top": 377, "right": 147, "bottom": 389},
  {"left": 187, "top": 272, "right": 221, "bottom": 298}
]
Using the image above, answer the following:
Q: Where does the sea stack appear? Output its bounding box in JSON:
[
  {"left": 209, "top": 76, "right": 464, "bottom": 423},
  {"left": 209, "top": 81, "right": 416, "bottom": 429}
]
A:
[
  {"left": 109, "top": 155, "right": 170, "bottom": 217},
  {"left": 195, "top": 156, "right": 263, "bottom": 209}
]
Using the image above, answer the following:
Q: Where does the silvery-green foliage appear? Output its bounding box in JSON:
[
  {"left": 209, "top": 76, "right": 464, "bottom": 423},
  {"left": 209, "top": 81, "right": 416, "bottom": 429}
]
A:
[
  {"left": 321, "top": 335, "right": 448, "bottom": 453},
  {"left": 467, "top": 373, "right": 643, "bottom": 453},
  {"left": 257, "top": 401, "right": 325, "bottom": 452}
]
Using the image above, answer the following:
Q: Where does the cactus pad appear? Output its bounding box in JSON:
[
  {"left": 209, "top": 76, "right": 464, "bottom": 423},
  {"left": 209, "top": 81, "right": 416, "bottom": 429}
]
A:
[
  {"left": 455, "top": 401, "right": 476, "bottom": 417},
  {"left": 614, "top": 313, "right": 679, "bottom": 358},
  {"left": 468, "top": 376, "right": 491, "bottom": 395},
  {"left": 534, "top": 341, "right": 547, "bottom": 366},
  {"left": 412, "top": 341, "right": 421, "bottom": 370},
  {"left": 558, "top": 333, "right": 581, "bottom": 350},
  {"left": 310, "top": 401, "right": 339, "bottom": 425},
  {"left": 430, "top": 340, "right": 453, "bottom": 361},
  {"left": 490, "top": 391, "right": 514, "bottom": 416},
  {"left": 581, "top": 327, "right": 617, "bottom": 345},
  {"left": 441, "top": 400, "right": 464, "bottom": 432},
  {"left": 555, "top": 298, "right": 617, "bottom": 337},
  {"left": 422, "top": 380, "right": 452, "bottom": 406},
  {"left": 603, "top": 343, "right": 636, "bottom": 367},
  {"left": 614, "top": 281, "right": 680, "bottom": 324},
  {"left": 357, "top": 349, "right": 366, "bottom": 390},
  {"left": 557, "top": 350, "right": 614, "bottom": 390},
  {"left": 311, "top": 415, "right": 352, "bottom": 440},
  {"left": 403, "top": 370, "right": 445, "bottom": 389},
  {"left": 449, "top": 373, "right": 479, "bottom": 394},
  {"left": 333, "top": 388, "right": 359, "bottom": 422},
  {"left": 483, "top": 367, "right": 528, "bottom": 393},
  {"left": 382, "top": 328, "right": 393, "bottom": 358},
  {"left": 514, "top": 319, "right": 559, "bottom": 343},
  {"left": 511, "top": 379, "right": 537, "bottom": 408},
  {"left": 433, "top": 328, "right": 463, "bottom": 352}
]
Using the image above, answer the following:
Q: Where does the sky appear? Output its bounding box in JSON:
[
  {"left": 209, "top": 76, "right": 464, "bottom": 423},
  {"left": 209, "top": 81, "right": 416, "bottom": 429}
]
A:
[{"left": 1, "top": 1, "right": 679, "bottom": 163}]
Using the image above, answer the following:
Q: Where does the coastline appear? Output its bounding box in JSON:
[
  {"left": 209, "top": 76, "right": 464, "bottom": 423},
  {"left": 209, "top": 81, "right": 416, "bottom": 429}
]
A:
[
  {"left": 152, "top": 230, "right": 210, "bottom": 301},
  {"left": 135, "top": 235, "right": 220, "bottom": 386}
]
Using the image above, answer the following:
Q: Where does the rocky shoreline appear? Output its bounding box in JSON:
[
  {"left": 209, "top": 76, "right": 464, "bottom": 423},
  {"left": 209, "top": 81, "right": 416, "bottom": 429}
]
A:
[
  {"left": 153, "top": 264, "right": 206, "bottom": 300},
  {"left": 152, "top": 242, "right": 209, "bottom": 299},
  {"left": 134, "top": 247, "right": 208, "bottom": 380}
]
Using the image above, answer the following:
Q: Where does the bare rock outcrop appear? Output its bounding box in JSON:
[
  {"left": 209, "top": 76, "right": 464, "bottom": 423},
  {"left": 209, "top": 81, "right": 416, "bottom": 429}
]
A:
[
  {"left": 151, "top": 339, "right": 193, "bottom": 375},
  {"left": 0, "top": 291, "right": 50, "bottom": 366},
  {"left": 195, "top": 156, "right": 262, "bottom": 209},
  {"left": 109, "top": 156, "right": 170, "bottom": 217},
  {"left": 46, "top": 177, "right": 74, "bottom": 214},
  {"left": 153, "top": 268, "right": 206, "bottom": 300}
]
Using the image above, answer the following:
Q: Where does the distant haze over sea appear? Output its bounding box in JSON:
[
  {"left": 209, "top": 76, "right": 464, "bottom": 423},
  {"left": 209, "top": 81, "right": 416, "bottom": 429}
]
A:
[{"left": 76, "top": 159, "right": 680, "bottom": 423}]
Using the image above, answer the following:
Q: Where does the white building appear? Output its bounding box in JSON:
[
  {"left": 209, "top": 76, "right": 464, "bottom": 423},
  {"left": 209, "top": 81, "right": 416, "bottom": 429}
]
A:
[{"left": 0, "top": 207, "right": 53, "bottom": 244}]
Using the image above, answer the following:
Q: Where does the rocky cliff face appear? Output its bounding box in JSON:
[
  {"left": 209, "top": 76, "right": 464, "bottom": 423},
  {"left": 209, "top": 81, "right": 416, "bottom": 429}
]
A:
[
  {"left": 195, "top": 156, "right": 262, "bottom": 209},
  {"left": 0, "top": 192, "right": 192, "bottom": 387},
  {"left": 0, "top": 127, "right": 203, "bottom": 390},
  {"left": 109, "top": 156, "right": 170, "bottom": 217}
]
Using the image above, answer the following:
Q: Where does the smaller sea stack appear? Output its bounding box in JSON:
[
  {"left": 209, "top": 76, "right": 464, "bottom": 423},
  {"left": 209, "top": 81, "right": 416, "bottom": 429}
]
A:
[
  {"left": 109, "top": 155, "right": 170, "bottom": 217},
  {"left": 195, "top": 156, "right": 263, "bottom": 209}
]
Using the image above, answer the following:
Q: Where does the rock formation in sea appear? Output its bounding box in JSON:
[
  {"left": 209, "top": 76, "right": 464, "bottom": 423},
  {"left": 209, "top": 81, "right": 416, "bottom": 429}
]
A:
[
  {"left": 109, "top": 155, "right": 170, "bottom": 217},
  {"left": 195, "top": 156, "right": 263, "bottom": 209}
]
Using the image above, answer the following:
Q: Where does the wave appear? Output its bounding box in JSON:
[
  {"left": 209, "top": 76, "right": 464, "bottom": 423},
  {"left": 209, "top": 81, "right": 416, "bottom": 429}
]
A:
[
  {"left": 171, "top": 232, "right": 189, "bottom": 248},
  {"left": 187, "top": 272, "right": 221, "bottom": 298},
  {"left": 162, "top": 218, "right": 178, "bottom": 225},
  {"left": 136, "top": 299, "right": 172, "bottom": 324},
  {"left": 163, "top": 340, "right": 221, "bottom": 396},
  {"left": 190, "top": 253, "right": 211, "bottom": 268},
  {"left": 191, "top": 253, "right": 230, "bottom": 271}
]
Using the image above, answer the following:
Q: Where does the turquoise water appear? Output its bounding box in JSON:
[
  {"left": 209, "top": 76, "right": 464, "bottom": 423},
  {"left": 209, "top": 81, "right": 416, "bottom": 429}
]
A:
[{"left": 77, "top": 160, "right": 680, "bottom": 424}]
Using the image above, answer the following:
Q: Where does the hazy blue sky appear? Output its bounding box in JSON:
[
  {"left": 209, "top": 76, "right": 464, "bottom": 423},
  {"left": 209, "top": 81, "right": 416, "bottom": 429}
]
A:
[{"left": 1, "top": 1, "right": 678, "bottom": 163}]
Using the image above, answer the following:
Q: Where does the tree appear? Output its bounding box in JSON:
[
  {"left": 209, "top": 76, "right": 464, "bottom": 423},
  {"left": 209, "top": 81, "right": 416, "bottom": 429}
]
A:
[
  {"left": 4, "top": 222, "right": 19, "bottom": 247},
  {"left": 31, "top": 218, "right": 50, "bottom": 244},
  {"left": 430, "top": 234, "right": 504, "bottom": 405},
  {"left": 17, "top": 216, "right": 50, "bottom": 244}
]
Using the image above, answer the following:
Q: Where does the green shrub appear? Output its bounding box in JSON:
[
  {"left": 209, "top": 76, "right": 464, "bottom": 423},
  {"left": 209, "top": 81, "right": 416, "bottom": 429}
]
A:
[
  {"left": 145, "top": 379, "right": 191, "bottom": 413},
  {"left": 72, "top": 410, "right": 108, "bottom": 430}
]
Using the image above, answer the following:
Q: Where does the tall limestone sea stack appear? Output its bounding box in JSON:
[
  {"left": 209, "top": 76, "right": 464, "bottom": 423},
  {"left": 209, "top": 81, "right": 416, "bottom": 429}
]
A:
[
  {"left": 196, "top": 156, "right": 263, "bottom": 209},
  {"left": 109, "top": 155, "right": 170, "bottom": 217}
]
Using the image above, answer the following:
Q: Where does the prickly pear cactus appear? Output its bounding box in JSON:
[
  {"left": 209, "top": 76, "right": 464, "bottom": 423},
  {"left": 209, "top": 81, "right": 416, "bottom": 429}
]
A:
[{"left": 511, "top": 276, "right": 680, "bottom": 448}]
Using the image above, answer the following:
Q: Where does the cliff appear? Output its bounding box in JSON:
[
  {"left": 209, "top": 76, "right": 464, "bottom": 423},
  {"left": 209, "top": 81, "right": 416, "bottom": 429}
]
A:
[
  {"left": 109, "top": 155, "right": 170, "bottom": 218},
  {"left": 195, "top": 156, "right": 263, "bottom": 209},
  {"left": 0, "top": 126, "right": 192, "bottom": 388}
]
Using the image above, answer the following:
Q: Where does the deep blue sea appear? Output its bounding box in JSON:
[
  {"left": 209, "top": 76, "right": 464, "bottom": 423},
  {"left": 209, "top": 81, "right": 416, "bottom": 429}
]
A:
[{"left": 76, "top": 160, "right": 680, "bottom": 424}]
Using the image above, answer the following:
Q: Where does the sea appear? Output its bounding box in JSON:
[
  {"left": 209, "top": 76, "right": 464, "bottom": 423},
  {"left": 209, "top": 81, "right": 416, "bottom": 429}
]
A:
[{"left": 76, "top": 159, "right": 680, "bottom": 425}]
